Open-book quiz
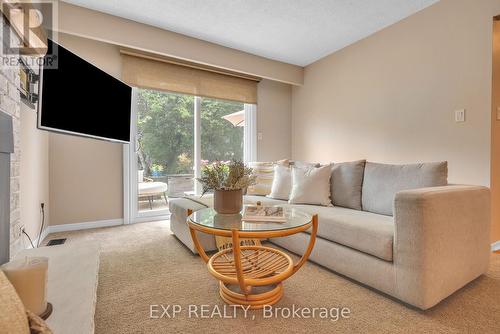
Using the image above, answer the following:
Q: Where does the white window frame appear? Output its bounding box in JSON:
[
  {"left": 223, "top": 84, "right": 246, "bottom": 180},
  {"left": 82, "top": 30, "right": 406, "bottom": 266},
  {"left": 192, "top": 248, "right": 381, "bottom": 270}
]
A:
[
  {"left": 193, "top": 96, "right": 202, "bottom": 195},
  {"left": 243, "top": 103, "right": 257, "bottom": 163},
  {"left": 124, "top": 88, "right": 171, "bottom": 223}
]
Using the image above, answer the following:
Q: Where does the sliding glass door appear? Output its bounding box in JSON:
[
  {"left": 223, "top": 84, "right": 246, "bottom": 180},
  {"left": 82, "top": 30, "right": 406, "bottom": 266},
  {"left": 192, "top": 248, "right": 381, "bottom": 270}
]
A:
[
  {"left": 125, "top": 88, "right": 255, "bottom": 223},
  {"left": 136, "top": 90, "right": 194, "bottom": 214}
]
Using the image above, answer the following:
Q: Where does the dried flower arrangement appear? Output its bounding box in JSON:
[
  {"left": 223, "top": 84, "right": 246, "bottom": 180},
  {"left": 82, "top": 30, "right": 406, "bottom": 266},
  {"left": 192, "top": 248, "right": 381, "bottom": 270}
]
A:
[{"left": 197, "top": 160, "right": 256, "bottom": 195}]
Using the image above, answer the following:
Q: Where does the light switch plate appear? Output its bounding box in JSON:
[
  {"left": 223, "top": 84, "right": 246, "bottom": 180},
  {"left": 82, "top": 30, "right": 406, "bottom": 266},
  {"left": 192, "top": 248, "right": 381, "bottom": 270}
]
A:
[
  {"left": 455, "top": 109, "right": 465, "bottom": 122},
  {"left": 257, "top": 132, "right": 263, "bottom": 140},
  {"left": 497, "top": 107, "right": 500, "bottom": 121}
]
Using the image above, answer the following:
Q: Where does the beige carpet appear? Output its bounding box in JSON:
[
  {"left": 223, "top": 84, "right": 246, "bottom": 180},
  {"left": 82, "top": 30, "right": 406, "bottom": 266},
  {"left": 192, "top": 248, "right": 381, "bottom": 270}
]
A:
[{"left": 46, "top": 221, "right": 500, "bottom": 334}]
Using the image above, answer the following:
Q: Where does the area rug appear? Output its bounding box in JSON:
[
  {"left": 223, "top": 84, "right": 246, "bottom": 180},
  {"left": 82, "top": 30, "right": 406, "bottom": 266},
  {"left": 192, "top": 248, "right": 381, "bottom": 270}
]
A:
[{"left": 46, "top": 221, "right": 500, "bottom": 334}]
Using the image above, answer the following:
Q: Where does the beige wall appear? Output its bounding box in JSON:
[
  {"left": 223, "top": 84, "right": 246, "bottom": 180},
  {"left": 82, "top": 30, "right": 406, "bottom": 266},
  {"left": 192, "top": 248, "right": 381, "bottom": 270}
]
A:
[
  {"left": 292, "top": 0, "right": 500, "bottom": 241},
  {"left": 492, "top": 20, "right": 500, "bottom": 243},
  {"left": 257, "top": 80, "right": 292, "bottom": 161},
  {"left": 20, "top": 104, "right": 49, "bottom": 240},
  {"left": 49, "top": 34, "right": 292, "bottom": 225},
  {"left": 49, "top": 133, "right": 123, "bottom": 225},
  {"left": 53, "top": 2, "right": 303, "bottom": 86}
]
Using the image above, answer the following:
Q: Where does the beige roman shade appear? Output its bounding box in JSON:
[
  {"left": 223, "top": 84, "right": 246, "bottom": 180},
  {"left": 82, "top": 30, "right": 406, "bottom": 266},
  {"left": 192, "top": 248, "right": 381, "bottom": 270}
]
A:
[{"left": 121, "top": 50, "right": 259, "bottom": 103}]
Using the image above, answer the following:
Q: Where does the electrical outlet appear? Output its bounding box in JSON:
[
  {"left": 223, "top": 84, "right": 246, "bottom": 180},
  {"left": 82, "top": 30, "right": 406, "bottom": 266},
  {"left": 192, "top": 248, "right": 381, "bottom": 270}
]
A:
[{"left": 14, "top": 225, "right": 25, "bottom": 239}]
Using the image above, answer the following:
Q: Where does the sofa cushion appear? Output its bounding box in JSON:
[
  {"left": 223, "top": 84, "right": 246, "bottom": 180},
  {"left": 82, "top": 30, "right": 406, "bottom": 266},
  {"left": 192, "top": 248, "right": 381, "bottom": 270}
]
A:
[
  {"left": 246, "top": 161, "right": 275, "bottom": 196},
  {"left": 289, "top": 164, "right": 332, "bottom": 206},
  {"left": 282, "top": 204, "right": 394, "bottom": 261},
  {"left": 331, "top": 160, "right": 366, "bottom": 210},
  {"left": 362, "top": 162, "right": 448, "bottom": 216},
  {"left": 138, "top": 181, "right": 168, "bottom": 196},
  {"left": 268, "top": 165, "right": 292, "bottom": 200},
  {"left": 247, "top": 160, "right": 289, "bottom": 196}
]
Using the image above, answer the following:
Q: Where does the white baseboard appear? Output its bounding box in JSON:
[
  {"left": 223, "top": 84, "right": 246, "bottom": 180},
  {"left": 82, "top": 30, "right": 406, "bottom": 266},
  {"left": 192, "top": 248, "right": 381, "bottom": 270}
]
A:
[
  {"left": 27, "top": 217, "right": 172, "bottom": 246},
  {"left": 492, "top": 241, "right": 500, "bottom": 252},
  {"left": 133, "top": 214, "right": 170, "bottom": 224},
  {"left": 23, "top": 219, "right": 123, "bottom": 248},
  {"left": 47, "top": 219, "right": 124, "bottom": 234}
]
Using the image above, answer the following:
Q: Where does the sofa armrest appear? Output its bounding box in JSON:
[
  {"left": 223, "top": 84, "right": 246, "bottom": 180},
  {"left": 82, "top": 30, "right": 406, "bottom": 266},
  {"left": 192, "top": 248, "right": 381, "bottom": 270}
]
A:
[
  {"left": 168, "top": 198, "right": 217, "bottom": 253},
  {"left": 393, "top": 185, "right": 490, "bottom": 309}
]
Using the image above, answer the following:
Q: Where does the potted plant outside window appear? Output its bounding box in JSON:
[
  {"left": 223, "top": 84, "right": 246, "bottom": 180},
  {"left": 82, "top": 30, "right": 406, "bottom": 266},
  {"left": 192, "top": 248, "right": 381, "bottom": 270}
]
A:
[{"left": 151, "top": 164, "right": 164, "bottom": 177}]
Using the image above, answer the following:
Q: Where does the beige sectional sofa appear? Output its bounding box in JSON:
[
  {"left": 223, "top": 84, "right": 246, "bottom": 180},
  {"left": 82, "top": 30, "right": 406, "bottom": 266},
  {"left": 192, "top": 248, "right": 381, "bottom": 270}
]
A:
[{"left": 168, "top": 161, "right": 491, "bottom": 310}]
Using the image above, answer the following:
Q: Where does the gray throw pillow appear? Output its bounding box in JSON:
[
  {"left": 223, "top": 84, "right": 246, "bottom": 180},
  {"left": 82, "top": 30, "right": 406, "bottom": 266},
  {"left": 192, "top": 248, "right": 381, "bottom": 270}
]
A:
[
  {"left": 331, "top": 160, "right": 366, "bottom": 210},
  {"left": 362, "top": 161, "right": 448, "bottom": 216}
]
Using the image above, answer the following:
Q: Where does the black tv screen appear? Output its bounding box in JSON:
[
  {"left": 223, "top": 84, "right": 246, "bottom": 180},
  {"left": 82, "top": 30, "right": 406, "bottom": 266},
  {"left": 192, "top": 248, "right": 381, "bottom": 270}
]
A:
[{"left": 38, "top": 39, "right": 132, "bottom": 143}]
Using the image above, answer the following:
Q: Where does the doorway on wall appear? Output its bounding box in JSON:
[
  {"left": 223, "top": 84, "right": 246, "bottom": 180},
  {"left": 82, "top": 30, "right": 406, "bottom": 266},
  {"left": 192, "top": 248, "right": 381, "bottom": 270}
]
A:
[{"left": 123, "top": 88, "right": 257, "bottom": 224}]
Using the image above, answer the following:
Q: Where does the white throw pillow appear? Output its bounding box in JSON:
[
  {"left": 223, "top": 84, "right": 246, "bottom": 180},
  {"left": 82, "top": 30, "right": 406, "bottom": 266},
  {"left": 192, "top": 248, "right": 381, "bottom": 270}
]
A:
[
  {"left": 289, "top": 164, "right": 333, "bottom": 206},
  {"left": 267, "top": 165, "right": 292, "bottom": 200}
]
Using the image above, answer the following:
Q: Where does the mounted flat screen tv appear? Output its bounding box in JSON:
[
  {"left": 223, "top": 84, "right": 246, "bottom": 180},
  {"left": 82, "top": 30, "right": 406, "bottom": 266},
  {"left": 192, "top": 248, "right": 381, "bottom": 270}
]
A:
[{"left": 38, "top": 39, "right": 132, "bottom": 143}]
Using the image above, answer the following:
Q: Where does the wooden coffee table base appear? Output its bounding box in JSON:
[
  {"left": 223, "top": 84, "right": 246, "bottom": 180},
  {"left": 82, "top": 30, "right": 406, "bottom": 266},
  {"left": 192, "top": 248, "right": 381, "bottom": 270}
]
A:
[
  {"left": 187, "top": 209, "right": 318, "bottom": 309},
  {"left": 219, "top": 282, "right": 284, "bottom": 309}
]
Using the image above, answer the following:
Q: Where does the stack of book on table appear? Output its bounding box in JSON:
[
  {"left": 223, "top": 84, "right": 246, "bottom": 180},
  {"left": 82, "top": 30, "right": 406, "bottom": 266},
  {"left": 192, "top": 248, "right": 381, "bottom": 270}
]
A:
[{"left": 242, "top": 205, "right": 286, "bottom": 222}]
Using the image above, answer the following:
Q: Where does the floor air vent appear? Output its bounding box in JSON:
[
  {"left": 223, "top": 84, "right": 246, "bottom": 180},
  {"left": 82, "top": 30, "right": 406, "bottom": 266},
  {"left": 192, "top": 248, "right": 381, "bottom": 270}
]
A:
[{"left": 46, "top": 238, "right": 67, "bottom": 246}]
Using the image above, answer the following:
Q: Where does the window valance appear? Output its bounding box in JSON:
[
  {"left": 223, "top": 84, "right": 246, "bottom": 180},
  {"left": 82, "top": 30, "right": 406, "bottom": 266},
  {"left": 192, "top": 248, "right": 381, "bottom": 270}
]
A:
[{"left": 121, "top": 50, "right": 259, "bottom": 104}]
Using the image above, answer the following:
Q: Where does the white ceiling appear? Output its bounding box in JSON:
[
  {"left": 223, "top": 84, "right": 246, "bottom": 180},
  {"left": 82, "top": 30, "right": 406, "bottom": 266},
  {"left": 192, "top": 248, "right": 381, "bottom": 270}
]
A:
[{"left": 61, "top": 0, "right": 439, "bottom": 66}]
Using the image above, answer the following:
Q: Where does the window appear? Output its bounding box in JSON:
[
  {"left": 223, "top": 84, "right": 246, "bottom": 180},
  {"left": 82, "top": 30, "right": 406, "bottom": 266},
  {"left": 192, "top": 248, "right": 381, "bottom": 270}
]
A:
[
  {"left": 137, "top": 90, "right": 194, "bottom": 177},
  {"left": 200, "top": 96, "right": 244, "bottom": 163},
  {"left": 134, "top": 88, "right": 256, "bottom": 213}
]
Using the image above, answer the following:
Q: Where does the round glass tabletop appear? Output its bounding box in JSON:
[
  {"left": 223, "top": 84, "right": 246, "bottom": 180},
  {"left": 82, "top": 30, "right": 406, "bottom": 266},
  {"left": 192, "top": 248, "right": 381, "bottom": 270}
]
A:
[{"left": 189, "top": 207, "right": 312, "bottom": 232}]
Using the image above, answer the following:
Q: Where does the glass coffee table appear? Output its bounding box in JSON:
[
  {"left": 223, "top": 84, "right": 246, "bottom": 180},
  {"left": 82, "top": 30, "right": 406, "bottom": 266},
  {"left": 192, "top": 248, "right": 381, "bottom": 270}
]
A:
[{"left": 187, "top": 207, "right": 318, "bottom": 309}]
